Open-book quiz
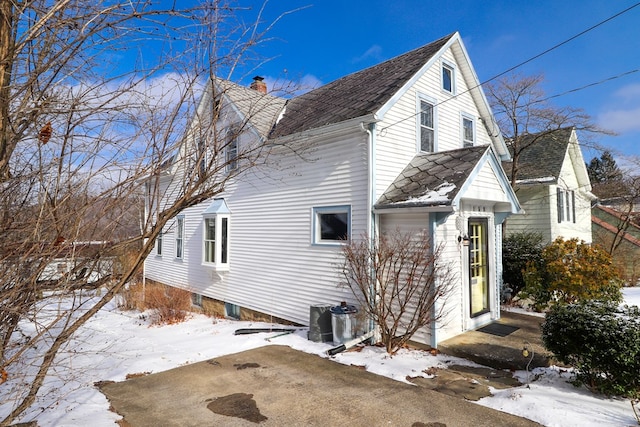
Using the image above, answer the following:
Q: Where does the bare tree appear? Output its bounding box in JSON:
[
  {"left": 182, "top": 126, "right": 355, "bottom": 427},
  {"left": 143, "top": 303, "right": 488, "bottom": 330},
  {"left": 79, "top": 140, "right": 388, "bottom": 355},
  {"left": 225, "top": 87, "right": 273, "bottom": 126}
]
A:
[
  {"left": 340, "top": 230, "right": 454, "bottom": 355},
  {"left": 0, "top": 1, "right": 295, "bottom": 424},
  {"left": 485, "top": 73, "right": 609, "bottom": 186}
]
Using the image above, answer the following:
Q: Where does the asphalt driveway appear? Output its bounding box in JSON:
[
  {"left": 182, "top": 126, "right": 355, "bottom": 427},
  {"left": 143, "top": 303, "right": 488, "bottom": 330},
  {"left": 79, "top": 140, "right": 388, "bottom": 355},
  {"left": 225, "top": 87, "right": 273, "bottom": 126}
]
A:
[{"left": 99, "top": 345, "right": 540, "bottom": 426}]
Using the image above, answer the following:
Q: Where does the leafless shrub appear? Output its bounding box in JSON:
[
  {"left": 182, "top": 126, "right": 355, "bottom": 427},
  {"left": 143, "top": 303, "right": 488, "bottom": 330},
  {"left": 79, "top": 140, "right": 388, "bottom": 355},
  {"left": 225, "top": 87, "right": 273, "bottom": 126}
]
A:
[
  {"left": 145, "top": 284, "right": 192, "bottom": 326},
  {"left": 340, "top": 230, "right": 455, "bottom": 355}
]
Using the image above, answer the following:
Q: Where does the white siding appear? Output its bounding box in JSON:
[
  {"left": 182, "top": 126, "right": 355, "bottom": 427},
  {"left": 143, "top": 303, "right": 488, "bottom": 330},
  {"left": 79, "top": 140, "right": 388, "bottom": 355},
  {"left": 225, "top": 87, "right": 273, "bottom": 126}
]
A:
[
  {"left": 507, "top": 151, "right": 592, "bottom": 244},
  {"left": 374, "top": 42, "right": 494, "bottom": 201},
  {"left": 145, "top": 127, "right": 370, "bottom": 326},
  {"left": 379, "top": 211, "right": 435, "bottom": 346},
  {"left": 505, "top": 186, "right": 553, "bottom": 243}
]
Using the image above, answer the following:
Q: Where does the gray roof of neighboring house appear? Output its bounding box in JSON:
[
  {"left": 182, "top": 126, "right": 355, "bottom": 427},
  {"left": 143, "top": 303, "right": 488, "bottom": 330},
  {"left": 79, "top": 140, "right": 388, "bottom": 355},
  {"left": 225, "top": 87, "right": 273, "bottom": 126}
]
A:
[
  {"left": 270, "top": 33, "right": 455, "bottom": 139},
  {"left": 503, "top": 127, "right": 573, "bottom": 183},
  {"left": 375, "top": 145, "right": 490, "bottom": 209},
  {"left": 214, "top": 78, "right": 287, "bottom": 139}
]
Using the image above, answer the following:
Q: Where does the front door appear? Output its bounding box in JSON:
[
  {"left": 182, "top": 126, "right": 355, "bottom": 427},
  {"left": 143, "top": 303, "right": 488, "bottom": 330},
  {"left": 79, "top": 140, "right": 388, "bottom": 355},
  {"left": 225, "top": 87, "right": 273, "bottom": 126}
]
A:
[{"left": 469, "top": 218, "right": 490, "bottom": 317}]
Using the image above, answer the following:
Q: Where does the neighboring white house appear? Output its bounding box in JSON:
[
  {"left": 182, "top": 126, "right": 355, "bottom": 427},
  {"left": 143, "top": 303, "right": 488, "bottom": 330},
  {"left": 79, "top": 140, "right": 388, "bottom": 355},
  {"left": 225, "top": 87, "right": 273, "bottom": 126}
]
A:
[
  {"left": 503, "top": 127, "right": 595, "bottom": 244},
  {"left": 143, "top": 32, "right": 521, "bottom": 348}
]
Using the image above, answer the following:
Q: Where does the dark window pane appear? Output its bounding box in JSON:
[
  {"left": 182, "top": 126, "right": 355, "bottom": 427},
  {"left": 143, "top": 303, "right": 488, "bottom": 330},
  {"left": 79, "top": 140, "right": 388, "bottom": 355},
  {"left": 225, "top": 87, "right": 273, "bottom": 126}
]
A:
[{"left": 319, "top": 212, "right": 348, "bottom": 241}]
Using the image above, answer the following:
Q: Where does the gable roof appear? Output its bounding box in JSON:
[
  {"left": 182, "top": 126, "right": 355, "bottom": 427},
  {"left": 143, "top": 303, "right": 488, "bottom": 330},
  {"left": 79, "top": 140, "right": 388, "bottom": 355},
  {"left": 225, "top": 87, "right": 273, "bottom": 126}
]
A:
[
  {"left": 213, "top": 78, "right": 287, "bottom": 140},
  {"left": 505, "top": 127, "right": 574, "bottom": 183},
  {"left": 374, "top": 145, "right": 490, "bottom": 209},
  {"left": 270, "top": 33, "right": 456, "bottom": 139}
]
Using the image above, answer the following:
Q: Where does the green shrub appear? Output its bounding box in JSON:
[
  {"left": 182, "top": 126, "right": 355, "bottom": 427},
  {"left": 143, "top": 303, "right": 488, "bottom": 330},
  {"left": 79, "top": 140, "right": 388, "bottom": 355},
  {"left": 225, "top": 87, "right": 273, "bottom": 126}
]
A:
[
  {"left": 542, "top": 301, "right": 640, "bottom": 398},
  {"left": 521, "top": 238, "right": 622, "bottom": 311},
  {"left": 502, "top": 232, "right": 544, "bottom": 298}
]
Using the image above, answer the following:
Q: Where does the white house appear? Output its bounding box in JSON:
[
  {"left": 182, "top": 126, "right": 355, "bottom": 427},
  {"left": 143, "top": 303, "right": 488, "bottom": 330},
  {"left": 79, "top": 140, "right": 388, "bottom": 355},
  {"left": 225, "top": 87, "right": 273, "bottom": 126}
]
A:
[
  {"left": 503, "top": 127, "right": 595, "bottom": 244},
  {"left": 143, "top": 32, "right": 521, "bottom": 348}
]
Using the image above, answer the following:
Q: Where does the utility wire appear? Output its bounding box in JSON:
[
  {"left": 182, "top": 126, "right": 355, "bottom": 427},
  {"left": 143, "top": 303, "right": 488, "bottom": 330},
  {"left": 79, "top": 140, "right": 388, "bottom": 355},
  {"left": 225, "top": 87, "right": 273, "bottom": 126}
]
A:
[{"left": 379, "top": 2, "right": 640, "bottom": 134}]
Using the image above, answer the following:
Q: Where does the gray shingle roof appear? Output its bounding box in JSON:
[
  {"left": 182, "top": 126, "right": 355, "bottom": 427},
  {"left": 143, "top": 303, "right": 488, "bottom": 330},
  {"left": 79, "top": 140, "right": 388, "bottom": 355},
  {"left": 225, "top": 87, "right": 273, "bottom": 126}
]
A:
[
  {"left": 504, "top": 128, "right": 573, "bottom": 182},
  {"left": 375, "top": 145, "right": 490, "bottom": 209},
  {"left": 270, "top": 33, "right": 455, "bottom": 139}
]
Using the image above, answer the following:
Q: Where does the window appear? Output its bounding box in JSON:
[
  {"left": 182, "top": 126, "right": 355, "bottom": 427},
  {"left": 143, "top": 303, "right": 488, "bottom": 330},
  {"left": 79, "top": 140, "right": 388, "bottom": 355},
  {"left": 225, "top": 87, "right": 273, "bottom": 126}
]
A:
[
  {"left": 197, "top": 137, "right": 207, "bottom": 178},
  {"left": 225, "top": 302, "right": 240, "bottom": 320},
  {"left": 175, "top": 216, "right": 184, "bottom": 259},
  {"left": 204, "top": 218, "right": 216, "bottom": 262},
  {"left": 557, "top": 188, "right": 576, "bottom": 223},
  {"left": 156, "top": 229, "right": 163, "bottom": 256},
  {"left": 442, "top": 63, "right": 454, "bottom": 93},
  {"left": 419, "top": 99, "right": 435, "bottom": 152},
  {"left": 313, "top": 206, "right": 351, "bottom": 244},
  {"left": 462, "top": 116, "right": 475, "bottom": 147},
  {"left": 192, "top": 293, "right": 202, "bottom": 307},
  {"left": 202, "top": 199, "right": 230, "bottom": 269},
  {"left": 226, "top": 130, "right": 238, "bottom": 172}
]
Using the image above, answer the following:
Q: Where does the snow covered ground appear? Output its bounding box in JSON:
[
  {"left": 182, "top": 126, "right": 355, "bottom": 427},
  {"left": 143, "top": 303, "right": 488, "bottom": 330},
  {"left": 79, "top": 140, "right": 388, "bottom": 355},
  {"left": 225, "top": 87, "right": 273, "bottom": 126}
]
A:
[{"left": 2, "top": 287, "right": 639, "bottom": 426}]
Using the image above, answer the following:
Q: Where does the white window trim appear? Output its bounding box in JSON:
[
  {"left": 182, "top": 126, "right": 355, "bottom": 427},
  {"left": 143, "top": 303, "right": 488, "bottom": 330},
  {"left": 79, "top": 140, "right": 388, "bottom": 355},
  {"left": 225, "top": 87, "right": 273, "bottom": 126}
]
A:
[
  {"left": 441, "top": 60, "right": 456, "bottom": 94},
  {"left": 175, "top": 216, "right": 184, "bottom": 260},
  {"left": 461, "top": 113, "right": 476, "bottom": 147},
  {"left": 156, "top": 228, "right": 163, "bottom": 257},
  {"left": 312, "top": 205, "right": 351, "bottom": 245},
  {"left": 416, "top": 94, "right": 437, "bottom": 153},
  {"left": 225, "top": 127, "right": 239, "bottom": 172},
  {"left": 556, "top": 187, "right": 576, "bottom": 224},
  {"left": 202, "top": 200, "right": 230, "bottom": 271}
]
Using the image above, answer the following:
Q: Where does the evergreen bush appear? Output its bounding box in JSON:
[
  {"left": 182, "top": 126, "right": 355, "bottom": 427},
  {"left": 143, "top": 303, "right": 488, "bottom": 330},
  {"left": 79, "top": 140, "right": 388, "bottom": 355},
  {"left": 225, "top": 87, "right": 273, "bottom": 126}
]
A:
[
  {"left": 502, "top": 232, "right": 544, "bottom": 298},
  {"left": 542, "top": 301, "right": 640, "bottom": 398}
]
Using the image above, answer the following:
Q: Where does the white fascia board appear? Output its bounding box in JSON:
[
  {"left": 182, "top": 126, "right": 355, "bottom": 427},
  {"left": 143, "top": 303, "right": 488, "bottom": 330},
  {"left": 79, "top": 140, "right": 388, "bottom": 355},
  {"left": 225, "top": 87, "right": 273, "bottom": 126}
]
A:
[
  {"left": 374, "top": 33, "right": 459, "bottom": 121},
  {"left": 452, "top": 36, "right": 510, "bottom": 160},
  {"left": 452, "top": 146, "right": 522, "bottom": 214}
]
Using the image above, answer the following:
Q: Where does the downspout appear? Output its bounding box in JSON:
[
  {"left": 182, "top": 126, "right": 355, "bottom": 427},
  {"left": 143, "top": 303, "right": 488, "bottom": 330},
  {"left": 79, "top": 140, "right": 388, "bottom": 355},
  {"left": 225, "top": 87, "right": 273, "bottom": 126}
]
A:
[
  {"left": 429, "top": 212, "right": 438, "bottom": 348},
  {"left": 361, "top": 122, "right": 378, "bottom": 342}
]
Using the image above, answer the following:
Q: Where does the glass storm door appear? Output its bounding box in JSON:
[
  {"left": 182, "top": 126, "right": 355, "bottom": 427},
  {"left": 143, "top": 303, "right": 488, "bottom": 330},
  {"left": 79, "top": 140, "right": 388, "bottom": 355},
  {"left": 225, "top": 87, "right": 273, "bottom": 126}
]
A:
[{"left": 469, "top": 218, "right": 490, "bottom": 317}]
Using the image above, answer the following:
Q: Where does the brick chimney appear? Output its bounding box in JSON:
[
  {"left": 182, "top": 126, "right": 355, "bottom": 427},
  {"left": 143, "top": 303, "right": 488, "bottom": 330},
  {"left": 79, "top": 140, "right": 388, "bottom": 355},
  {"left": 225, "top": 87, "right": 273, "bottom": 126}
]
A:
[{"left": 250, "top": 76, "right": 267, "bottom": 94}]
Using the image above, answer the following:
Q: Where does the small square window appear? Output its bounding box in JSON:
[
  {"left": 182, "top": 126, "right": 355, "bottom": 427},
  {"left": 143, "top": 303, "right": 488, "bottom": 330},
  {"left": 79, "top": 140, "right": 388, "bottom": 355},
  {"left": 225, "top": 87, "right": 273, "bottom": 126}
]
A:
[
  {"left": 225, "top": 302, "right": 240, "bottom": 320},
  {"left": 313, "top": 206, "right": 351, "bottom": 244},
  {"left": 192, "top": 293, "right": 203, "bottom": 307},
  {"left": 442, "top": 63, "right": 454, "bottom": 93}
]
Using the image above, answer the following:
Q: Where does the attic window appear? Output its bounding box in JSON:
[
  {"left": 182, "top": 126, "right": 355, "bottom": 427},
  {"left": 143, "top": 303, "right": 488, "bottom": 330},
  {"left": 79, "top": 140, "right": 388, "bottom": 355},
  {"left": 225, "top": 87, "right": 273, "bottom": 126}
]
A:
[{"left": 442, "top": 62, "right": 455, "bottom": 93}]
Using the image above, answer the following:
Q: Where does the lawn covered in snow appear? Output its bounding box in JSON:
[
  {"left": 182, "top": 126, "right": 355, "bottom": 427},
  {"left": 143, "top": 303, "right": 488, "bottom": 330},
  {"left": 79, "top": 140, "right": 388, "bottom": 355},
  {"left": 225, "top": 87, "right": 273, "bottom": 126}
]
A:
[{"left": 1, "top": 287, "right": 639, "bottom": 426}]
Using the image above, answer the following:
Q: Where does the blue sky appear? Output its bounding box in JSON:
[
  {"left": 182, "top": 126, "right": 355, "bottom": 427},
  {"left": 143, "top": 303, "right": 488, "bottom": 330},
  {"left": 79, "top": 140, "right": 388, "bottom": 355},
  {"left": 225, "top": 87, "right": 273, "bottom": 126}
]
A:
[{"left": 227, "top": 0, "right": 640, "bottom": 165}]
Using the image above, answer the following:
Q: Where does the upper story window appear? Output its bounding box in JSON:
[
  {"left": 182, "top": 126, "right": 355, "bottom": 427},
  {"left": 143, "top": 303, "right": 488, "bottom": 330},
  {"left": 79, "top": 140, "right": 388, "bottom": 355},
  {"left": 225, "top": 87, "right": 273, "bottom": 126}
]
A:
[
  {"left": 226, "top": 128, "right": 238, "bottom": 172},
  {"left": 313, "top": 205, "right": 351, "bottom": 245},
  {"left": 202, "top": 199, "right": 230, "bottom": 270},
  {"left": 175, "top": 216, "right": 184, "bottom": 259},
  {"left": 462, "top": 115, "right": 475, "bottom": 147},
  {"left": 442, "top": 62, "right": 455, "bottom": 94},
  {"left": 197, "top": 137, "right": 207, "bottom": 178},
  {"left": 557, "top": 188, "right": 576, "bottom": 223},
  {"left": 419, "top": 99, "right": 435, "bottom": 152}
]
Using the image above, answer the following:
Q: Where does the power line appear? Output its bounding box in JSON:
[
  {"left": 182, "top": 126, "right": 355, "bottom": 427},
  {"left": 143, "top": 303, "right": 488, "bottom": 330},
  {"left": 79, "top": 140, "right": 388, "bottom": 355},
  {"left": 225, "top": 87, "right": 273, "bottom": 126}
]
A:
[
  {"left": 541, "top": 69, "right": 640, "bottom": 103},
  {"left": 483, "top": 2, "right": 640, "bottom": 86},
  {"left": 379, "top": 2, "right": 640, "bottom": 134}
]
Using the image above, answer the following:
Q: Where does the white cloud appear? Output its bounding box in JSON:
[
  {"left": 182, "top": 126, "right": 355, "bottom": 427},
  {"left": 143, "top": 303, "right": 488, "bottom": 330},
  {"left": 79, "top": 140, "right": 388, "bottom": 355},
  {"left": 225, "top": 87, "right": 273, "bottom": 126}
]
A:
[
  {"left": 352, "top": 45, "right": 383, "bottom": 64},
  {"left": 598, "top": 83, "right": 640, "bottom": 133},
  {"left": 598, "top": 107, "right": 640, "bottom": 133}
]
